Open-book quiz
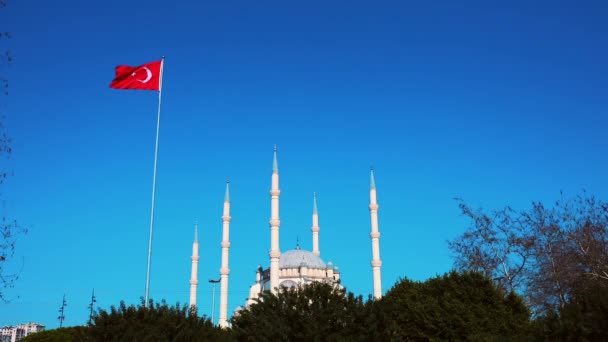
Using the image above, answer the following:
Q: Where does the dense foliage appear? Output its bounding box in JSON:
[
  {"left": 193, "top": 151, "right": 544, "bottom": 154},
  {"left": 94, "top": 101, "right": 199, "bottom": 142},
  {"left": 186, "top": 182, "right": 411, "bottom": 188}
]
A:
[
  {"left": 382, "top": 271, "right": 531, "bottom": 340},
  {"left": 231, "top": 282, "right": 369, "bottom": 341},
  {"left": 532, "top": 280, "right": 608, "bottom": 341},
  {"left": 89, "top": 299, "right": 230, "bottom": 342},
  {"left": 232, "top": 272, "right": 531, "bottom": 341},
  {"left": 20, "top": 327, "right": 90, "bottom": 342},
  {"left": 33, "top": 272, "right": 608, "bottom": 340}
]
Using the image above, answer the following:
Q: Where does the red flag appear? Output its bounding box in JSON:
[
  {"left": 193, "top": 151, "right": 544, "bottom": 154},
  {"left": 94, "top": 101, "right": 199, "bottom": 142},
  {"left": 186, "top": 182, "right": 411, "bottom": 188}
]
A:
[{"left": 110, "top": 60, "right": 162, "bottom": 91}]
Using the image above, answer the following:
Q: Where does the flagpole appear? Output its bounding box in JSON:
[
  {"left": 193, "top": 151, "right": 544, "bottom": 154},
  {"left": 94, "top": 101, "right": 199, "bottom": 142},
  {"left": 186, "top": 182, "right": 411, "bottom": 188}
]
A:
[{"left": 144, "top": 56, "right": 165, "bottom": 307}]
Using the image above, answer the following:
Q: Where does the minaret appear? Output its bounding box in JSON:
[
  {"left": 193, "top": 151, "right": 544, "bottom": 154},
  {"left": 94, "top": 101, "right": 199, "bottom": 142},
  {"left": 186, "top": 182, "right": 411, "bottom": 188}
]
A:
[
  {"left": 189, "top": 221, "right": 199, "bottom": 310},
  {"left": 311, "top": 192, "right": 320, "bottom": 256},
  {"left": 369, "top": 167, "right": 382, "bottom": 299},
  {"left": 219, "top": 179, "right": 231, "bottom": 328},
  {"left": 269, "top": 146, "right": 281, "bottom": 293}
]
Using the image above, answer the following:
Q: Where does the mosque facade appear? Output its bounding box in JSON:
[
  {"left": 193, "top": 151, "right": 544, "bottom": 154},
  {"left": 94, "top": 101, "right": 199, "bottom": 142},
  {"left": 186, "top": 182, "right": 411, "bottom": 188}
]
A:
[{"left": 188, "top": 147, "right": 382, "bottom": 328}]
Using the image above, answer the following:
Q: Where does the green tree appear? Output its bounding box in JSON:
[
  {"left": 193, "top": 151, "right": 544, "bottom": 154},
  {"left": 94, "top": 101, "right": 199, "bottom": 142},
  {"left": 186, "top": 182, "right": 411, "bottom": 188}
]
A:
[
  {"left": 20, "top": 326, "right": 90, "bottom": 342},
  {"left": 231, "top": 282, "right": 370, "bottom": 341},
  {"left": 89, "top": 299, "right": 230, "bottom": 342},
  {"left": 381, "top": 271, "right": 531, "bottom": 340},
  {"left": 532, "top": 280, "right": 608, "bottom": 341}
]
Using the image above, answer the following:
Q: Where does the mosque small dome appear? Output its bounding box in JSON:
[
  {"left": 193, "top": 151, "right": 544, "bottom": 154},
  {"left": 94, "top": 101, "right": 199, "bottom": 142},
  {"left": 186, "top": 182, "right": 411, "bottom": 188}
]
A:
[
  {"left": 280, "top": 280, "right": 298, "bottom": 288},
  {"left": 280, "top": 249, "right": 327, "bottom": 269}
]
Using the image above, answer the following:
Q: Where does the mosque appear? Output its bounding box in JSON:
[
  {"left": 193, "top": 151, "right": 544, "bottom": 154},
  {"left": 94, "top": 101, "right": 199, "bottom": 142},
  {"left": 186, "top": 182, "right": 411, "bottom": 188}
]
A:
[{"left": 188, "top": 147, "right": 382, "bottom": 328}]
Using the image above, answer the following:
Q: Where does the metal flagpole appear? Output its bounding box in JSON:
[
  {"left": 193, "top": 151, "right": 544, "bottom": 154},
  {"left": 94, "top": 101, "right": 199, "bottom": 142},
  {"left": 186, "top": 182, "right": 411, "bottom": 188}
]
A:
[
  {"left": 144, "top": 56, "right": 165, "bottom": 307},
  {"left": 209, "top": 278, "right": 221, "bottom": 324}
]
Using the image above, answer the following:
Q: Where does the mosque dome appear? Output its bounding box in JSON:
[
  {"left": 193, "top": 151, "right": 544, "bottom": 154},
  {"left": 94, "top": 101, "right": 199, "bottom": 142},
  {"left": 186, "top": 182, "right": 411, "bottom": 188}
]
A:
[
  {"left": 279, "top": 249, "right": 326, "bottom": 269},
  {"left": 280, "top": 279, "right": 298, "bottom": 288}
]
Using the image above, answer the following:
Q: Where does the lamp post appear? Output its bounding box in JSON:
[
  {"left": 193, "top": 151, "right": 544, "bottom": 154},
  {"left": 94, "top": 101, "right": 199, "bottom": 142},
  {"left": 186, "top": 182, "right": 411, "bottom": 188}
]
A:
[{"left": 208, "top": 278, "right": 221, "bottom": 324}]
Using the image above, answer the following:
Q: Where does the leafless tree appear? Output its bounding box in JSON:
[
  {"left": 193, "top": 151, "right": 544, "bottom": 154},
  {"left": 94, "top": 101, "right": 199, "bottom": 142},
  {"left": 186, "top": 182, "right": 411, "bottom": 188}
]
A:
[
  {"left": 450, "top": 192, "right": 608, "bottom": 315},
  {"left": 0, "top": 0, "right": 26, "bottom": 301},
  {"left": 448, "top": 200, "right": 530, "bottom": 295}
]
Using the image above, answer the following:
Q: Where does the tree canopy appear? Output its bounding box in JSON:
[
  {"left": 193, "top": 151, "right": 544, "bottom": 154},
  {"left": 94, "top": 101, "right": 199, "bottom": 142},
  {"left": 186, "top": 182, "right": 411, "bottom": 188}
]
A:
[
  {"left": 231, "top": 282, "right": 369, "bottom": 341},
  {"left": 18, "top": 272, "right": 537, "bottom": 341},
  {"left": 231, "top": 272, "right": 531, "bottom": 341},
  {"left": 20, "top": 327, "right": 90, "bottom": 342},
  {"left": 532, "top": 280, "right": 608, "bottom": 340},
  {"left": 89, "top": 299, "right": 230, "bottom": 342},
  {"left": 381, "top": 271, "right": 530, "bottom": 340}
]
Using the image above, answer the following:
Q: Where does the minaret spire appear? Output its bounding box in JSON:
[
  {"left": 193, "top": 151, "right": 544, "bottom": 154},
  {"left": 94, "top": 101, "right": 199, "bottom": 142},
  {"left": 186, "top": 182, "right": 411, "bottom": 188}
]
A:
[
  {"left": 370, "top": 165, "right": 376, "bottom": 190},
  {"left": 194, "top": 219, "right": 198, "bottom": 243},
  {"left": 269, "top": 146, "right": 281, "bottom": 293},
  {"left": 189, "top": 221, "right": 200, "bottom": 310},
  {"left": 311, "top": 192, "right": 320, "bottom": 256},
  {"left": 369, "top": 167, "right": 382, "bottom": 299},
  {"left": 219, "top": 178, "right": 231, "bottom": 328},
  {"left": 273, "top": 145, "right": 278, "bottom": 173}
]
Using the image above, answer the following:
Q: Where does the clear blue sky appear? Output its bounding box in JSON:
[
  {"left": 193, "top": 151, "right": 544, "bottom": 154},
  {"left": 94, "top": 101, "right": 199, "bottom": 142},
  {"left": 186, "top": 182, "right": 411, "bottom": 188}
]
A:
[{"left": 1, "top": 0, "right": 607, "bottom": 329}]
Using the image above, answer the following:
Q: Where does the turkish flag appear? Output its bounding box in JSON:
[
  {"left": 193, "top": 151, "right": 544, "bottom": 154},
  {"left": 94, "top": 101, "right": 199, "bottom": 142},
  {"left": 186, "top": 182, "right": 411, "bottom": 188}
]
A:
[{"left": 110, "top": 60, "right": 162, "bottom": 91}]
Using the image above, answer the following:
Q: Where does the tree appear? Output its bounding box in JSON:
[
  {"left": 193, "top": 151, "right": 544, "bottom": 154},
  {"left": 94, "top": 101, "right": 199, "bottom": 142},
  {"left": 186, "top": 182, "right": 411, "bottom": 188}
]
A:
[
  {"left": 381, "top": 271, "right": 531, "bottom": 340},
  {"left": 0, "top": 0, "right": 25, "bottom": 301},
  {"left": 231, "top": 282, "right": 370, "bottom": 341},
  {"left": 232, "top": 275, "right": 531, "bottom": 341},
  {"left": 450, "top": 192, "right": 608, "bottom": 315},
  {"left": 20, "top": 327, "right": 90, "bottom": 342},
  {"left": 89, "top": 299, "right": 230, "bottom": 342},
  {"left": 532, "top": 280, "right": 608, "bottom": 340},
  {"left": 448, "top": 201, "right": 530, "bottom": 294}
]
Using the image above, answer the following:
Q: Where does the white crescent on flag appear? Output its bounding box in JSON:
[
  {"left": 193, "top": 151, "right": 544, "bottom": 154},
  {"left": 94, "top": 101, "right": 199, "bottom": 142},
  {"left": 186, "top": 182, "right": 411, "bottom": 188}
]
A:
[
  {"left": 138, "top": 67, "right": 153, "bottom": 83},
  {"left": 131, "top": 67, "right": 153, "bottom": 83}
]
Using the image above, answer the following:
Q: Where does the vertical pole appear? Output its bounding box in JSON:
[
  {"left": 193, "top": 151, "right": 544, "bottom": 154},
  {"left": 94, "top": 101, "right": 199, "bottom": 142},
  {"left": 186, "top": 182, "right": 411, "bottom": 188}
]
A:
[
  {"left": 208, "top": 278, "right": 220, "bottom": 324},
  {"left": 211, "top": 283, "right": 216, "bottom": 323},
  {"left": 144, "top": 57, "right": 165, "bottom": 307}
]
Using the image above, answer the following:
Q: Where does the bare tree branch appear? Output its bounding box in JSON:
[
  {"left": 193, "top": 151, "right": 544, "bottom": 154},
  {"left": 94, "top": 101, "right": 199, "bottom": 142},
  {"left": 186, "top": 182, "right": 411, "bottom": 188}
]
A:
[{"left": 449, "top": 193, "right": 608, "bottom": 315}]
